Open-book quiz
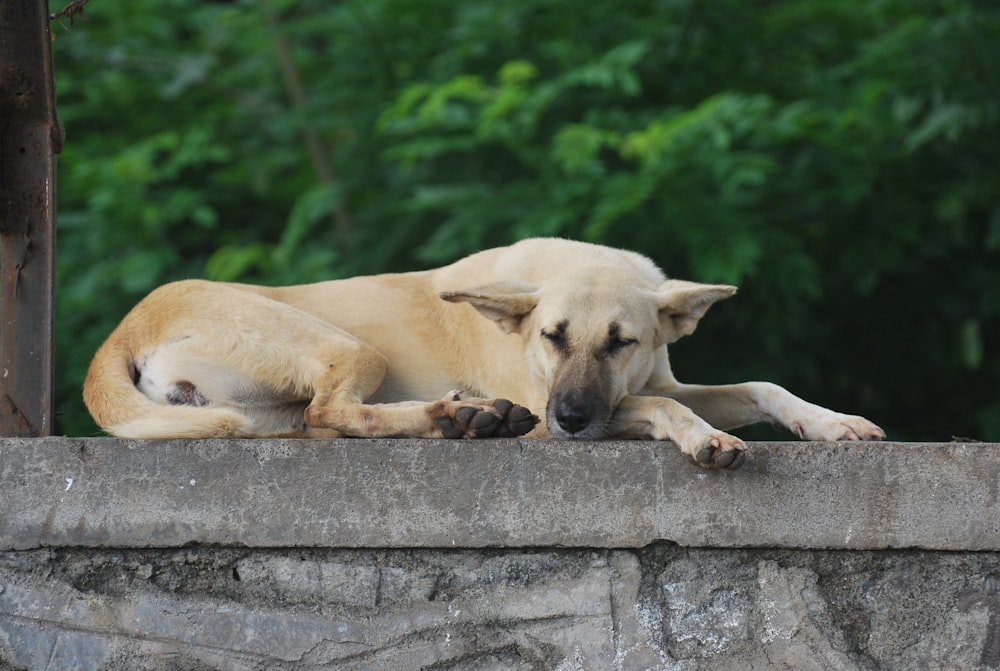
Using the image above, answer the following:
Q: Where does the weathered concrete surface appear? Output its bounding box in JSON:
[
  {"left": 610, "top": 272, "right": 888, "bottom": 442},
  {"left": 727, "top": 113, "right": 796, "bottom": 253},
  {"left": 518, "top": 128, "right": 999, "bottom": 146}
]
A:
[
  {"left": 1, "top": 438, "right": 998, "bottom": 551},
  {"left": 2, "top": 438, "right": 999, "bottom": 669},
  {"left": 1, "top": 545, "right": 998, "bottom": 670}
]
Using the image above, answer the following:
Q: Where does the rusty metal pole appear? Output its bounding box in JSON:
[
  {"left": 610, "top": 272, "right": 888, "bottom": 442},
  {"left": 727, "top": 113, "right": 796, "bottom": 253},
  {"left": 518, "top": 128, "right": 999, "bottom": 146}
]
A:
[{"left": 0, "top": 0, "right": 61, "bottom": 435}]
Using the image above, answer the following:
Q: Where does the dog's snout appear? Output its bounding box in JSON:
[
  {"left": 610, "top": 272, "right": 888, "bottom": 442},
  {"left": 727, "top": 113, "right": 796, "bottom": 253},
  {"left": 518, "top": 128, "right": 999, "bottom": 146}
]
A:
[
  {"left": 555, "top": 401, "right": 591, "bottom": 435},
  {"left": 547, "top": 360, "right": 613, "bottom": 439}
]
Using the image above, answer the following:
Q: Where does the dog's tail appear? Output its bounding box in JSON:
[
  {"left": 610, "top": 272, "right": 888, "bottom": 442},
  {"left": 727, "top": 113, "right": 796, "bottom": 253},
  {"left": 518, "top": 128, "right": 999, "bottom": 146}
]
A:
[{"left": 82, "top": 339, "right": 251, "bottom": 439}]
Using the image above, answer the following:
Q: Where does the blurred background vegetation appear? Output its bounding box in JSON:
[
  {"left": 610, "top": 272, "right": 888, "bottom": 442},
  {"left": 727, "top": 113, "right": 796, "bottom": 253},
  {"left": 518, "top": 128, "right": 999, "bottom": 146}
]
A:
[{"left": 52, "top": 0, "right": 999, "bottom": 440}]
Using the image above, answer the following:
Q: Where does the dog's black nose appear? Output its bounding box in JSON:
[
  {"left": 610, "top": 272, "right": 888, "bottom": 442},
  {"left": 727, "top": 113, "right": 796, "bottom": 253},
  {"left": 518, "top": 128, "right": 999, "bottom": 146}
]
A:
[{"left": 555, "top": 403, "right": 591, "bottom": 434}]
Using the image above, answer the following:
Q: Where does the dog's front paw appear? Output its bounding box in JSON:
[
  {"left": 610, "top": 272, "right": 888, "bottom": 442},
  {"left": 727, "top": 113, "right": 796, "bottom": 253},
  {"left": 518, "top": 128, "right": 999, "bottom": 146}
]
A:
[
  {"left": 792, "top": 413, "right": 885, "bottom": 442},
  {"left": 433, "top": 392, "right": 539, "bottom": 438},
  {"left": 690, "top": 432, "right": 747, "bottom": 470}
]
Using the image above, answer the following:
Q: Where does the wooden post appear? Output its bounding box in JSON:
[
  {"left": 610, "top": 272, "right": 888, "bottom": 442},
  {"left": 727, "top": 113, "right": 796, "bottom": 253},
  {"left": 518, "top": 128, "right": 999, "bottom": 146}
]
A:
[{"left": 0, "top": 0, "right": 61, "bottom": 435}]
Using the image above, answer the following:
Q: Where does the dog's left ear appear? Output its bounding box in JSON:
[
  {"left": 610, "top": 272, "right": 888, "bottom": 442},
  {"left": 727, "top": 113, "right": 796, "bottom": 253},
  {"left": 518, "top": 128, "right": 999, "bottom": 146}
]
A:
[
  {"left": 655, "top": 280, "right": 737, "bottom": 345},
  {"left": 440, "top": 282, "right": 540, "bottom": 334}
]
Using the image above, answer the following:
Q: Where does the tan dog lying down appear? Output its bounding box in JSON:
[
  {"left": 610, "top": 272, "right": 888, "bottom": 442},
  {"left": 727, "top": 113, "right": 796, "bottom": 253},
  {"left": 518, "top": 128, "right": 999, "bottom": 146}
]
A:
[{"left": 84, "top": 238, "right": 883, "bottom": 469}]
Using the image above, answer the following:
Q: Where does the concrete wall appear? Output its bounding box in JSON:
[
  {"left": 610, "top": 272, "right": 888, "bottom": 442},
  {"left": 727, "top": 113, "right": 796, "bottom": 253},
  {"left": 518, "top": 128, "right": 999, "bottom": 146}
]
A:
[{"left": 1, "top": 438, "right": 998, "bottom": 670}]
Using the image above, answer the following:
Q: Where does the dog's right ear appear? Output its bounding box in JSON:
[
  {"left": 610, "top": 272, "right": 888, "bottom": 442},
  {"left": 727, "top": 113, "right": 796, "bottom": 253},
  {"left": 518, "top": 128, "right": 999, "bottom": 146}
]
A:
[
  {"left": 655, "top": 280, "right": 737, "bottom": 345},
  {"left": 440, "top": 282, "right": 540, "bottom": 334}
]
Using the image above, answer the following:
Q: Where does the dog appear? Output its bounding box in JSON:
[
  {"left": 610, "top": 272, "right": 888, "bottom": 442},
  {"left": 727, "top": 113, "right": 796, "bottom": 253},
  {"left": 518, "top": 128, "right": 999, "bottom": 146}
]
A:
[{"left": 84, "top": 238, "right": 883, "bottom": 469}]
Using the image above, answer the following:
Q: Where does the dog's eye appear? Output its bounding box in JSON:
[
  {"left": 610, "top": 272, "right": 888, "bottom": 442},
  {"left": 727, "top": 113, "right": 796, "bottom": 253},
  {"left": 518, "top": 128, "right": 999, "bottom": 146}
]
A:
[
  {"left": 606, "top": 336, "right": 638, "bottom": 354},
  {"left": 542, "top": 330, "right": 567, "bottom": 349}
]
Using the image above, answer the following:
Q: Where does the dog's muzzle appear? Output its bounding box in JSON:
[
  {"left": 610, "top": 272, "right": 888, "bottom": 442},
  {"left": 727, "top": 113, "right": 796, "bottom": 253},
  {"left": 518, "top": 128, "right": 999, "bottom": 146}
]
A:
[{"left": 547, "top": 390, "right": 609, "bottom": 439}]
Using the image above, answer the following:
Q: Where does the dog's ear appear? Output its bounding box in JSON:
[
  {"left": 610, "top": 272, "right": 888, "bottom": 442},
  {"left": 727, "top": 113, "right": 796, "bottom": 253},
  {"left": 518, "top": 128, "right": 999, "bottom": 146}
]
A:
[
  {"left": 440, "top": 282, "right": 540, "bottom": 334},
  {"left": 655, "top": 280, "right": 737, "bottom": 345}
]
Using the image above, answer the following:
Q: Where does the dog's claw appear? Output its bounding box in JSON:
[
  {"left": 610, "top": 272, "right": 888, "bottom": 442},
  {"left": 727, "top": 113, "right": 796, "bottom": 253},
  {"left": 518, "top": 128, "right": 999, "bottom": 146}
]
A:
[
  {"left": 692, "top": 435, "right": 746, "bottom": 470},
  {"left": 499, "top": 402, "right": 539, "bottom": 437},
  {"left": 446, "top": 405, "right": 500, "bottom": 438},
  {"left": 696, "top": 446, "right": 715, "bottom": 465},
  {"left": 504, "top": 405, "right": 541, "bottom": 436},
  {"left": 455, "top": 406, "right": 478, "bottom": 426},
  {"left": 470, "top": 410, "right": 500, "bottom": 433},
  {"left": 839, "top": 421, "right": 885, "bottom": 441},
  {"left": 434, "top": 416, "right": 466, "bottom": 439},
  {"left": 794, "top": 414, "right": 885, "bottom": 441},
  {"left": 714, "top": 449, "right": 738, "bottom": 469},
  {"left": 730, "top": 451, "right": 746, "bottom": 469},
  {"left": 436, "top": 396, "right": 537, "bottom": 438}
]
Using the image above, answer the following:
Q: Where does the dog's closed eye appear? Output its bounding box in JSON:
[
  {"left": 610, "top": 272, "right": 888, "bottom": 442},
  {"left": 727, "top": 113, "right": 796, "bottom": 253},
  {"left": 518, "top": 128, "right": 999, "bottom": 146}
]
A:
[
  {"left": 605, "top": 322, "right": 638, "bottom": 355},
  {"left": 605, "top": 335, "right": 638, "bottom": 355},
  {"left": 541, "top": 329, "right": 568, "bottom": 350}
]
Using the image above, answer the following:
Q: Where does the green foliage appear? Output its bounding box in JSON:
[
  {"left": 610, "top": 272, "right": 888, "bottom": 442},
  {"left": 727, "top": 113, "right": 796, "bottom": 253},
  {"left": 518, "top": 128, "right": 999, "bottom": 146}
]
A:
[{"left": 52, "top": 0, "right": 1000, "bottom": 440}]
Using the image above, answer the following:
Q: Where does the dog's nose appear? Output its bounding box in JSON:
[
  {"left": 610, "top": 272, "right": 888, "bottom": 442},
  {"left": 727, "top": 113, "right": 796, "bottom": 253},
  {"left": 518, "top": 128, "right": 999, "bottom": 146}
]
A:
[{"left": 555, "top": 403, "right": 591, "bottom": 434}]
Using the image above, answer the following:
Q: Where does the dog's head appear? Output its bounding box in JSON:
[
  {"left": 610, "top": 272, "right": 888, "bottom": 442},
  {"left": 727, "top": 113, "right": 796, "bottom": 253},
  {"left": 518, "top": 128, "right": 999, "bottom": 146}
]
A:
[{"left": 441, "top": 276, "right": 735, "bottom": 438}]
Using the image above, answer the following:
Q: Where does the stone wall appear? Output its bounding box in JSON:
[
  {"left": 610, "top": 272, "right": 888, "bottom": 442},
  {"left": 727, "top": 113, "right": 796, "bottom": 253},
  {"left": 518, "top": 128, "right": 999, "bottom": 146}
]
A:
[{"left": 1, "top": 438, "right": 998, "bottom": 670}]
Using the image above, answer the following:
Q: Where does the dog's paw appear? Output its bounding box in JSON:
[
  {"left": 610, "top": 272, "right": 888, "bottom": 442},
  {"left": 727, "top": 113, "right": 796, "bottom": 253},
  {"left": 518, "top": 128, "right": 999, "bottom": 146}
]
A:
[
  {"left": 433, "top": 392, "right": 539, "bottom": 438},
  {"left": 690, "top": 433, "right": 747, "bottom": 470},
  {"left": 792, "top": 413, "right": 885, "bottom": 442},
  {"left": 491, "top": 399, "right": 541, "bottom": 437}
]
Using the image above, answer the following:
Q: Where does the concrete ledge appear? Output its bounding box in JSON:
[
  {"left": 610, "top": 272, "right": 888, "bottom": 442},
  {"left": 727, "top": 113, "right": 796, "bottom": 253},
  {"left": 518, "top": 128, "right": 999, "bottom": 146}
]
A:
[
  {"left": 5, "top": 438, "right": 999, "bottom": 670},
  {"left": 1, "top": 438, "right": 997, "bottom": 551}
]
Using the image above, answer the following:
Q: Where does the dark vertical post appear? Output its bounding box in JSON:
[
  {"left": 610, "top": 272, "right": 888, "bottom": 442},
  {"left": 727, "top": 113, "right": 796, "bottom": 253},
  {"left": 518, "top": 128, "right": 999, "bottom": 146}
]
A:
[{"left": 0, "top": 0, "right": 61, "bottom": 435}]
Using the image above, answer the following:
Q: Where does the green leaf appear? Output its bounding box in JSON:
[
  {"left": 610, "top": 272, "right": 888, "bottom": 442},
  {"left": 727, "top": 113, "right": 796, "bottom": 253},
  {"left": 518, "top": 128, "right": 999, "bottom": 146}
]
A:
[
  {"left": 204, "top": 243, "right": 272, "bottom": 282},
  {"left": 275, "top": 183, "right": 344, "bottom": 263},
  {"left": 551, "top": 124, "right": 621, "bottom": 175}
]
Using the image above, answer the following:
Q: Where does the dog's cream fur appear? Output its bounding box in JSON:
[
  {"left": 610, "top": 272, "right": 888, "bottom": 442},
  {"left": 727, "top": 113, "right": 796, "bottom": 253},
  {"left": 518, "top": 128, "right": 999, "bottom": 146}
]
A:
[{"left": 84, "top": 238, "right": 883, "bottom": 469}]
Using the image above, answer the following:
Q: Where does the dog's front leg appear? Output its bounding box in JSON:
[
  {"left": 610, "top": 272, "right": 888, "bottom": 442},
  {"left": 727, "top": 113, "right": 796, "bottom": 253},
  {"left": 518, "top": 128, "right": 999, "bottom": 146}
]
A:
[
  {"left": 609, "top": 395, "right": 747, "bottom": 469},
  {"left": 661, "top": 382, "right": 885, "bottom": 441}
]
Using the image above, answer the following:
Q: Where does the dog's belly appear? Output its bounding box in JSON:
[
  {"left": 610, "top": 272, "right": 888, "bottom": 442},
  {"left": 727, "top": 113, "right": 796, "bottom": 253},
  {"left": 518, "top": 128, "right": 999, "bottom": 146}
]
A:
[{"left": 365, "top": 366, "right": 465, "bottom": 404}]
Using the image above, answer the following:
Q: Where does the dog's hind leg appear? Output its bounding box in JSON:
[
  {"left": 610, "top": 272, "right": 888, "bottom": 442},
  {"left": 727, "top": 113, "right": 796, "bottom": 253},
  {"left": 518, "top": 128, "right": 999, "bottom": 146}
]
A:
[
  {"left": 302, "top": 339, "right": 538, "bottom": 439},
  {"left": 91, "top": 280, "right": 538, "bottom": 439}
]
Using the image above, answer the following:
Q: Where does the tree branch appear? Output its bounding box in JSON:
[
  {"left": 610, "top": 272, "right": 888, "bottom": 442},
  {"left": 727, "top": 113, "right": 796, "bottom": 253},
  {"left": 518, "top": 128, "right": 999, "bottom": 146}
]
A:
[
  {"left": 268, "top": 12, "right": 356, "bottom": 251},
  {"left": 50, "top": 0, "right": 91, "bottom": 25}
]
